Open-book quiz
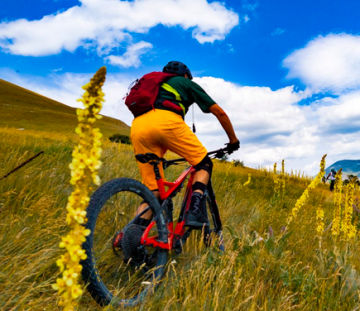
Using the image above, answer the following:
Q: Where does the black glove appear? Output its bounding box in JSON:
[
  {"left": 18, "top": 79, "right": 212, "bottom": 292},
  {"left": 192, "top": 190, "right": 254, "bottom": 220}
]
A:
[{"left": 226, "top": 141, "right": 240, "bottom": 154}]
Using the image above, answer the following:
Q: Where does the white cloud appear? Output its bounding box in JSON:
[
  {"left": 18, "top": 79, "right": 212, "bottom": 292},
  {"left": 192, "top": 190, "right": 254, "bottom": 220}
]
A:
[
  {"left": 0, "top": 0, "right": 239, "bottom": 58},
  {"left": 106, "top": 41, "right": 153, "bottom": 68},
  {"left": 284, "top": 33, "right": 360, "bottom": 94},
  {"left": 315, "top": 91, "right": 360, "bottom": 135},
  {"left": 271, "top": 28, "right": 285, "bottom": 36},
  {"left": 276, "top": 32, "right": 360, "bottom": 174},
  {"left": 190, "top": 77, "right": 319, "bottom": 168},
  {"left": 3, "top": 64, "right": 360, "bottom": 176},
  {"left": 193, "top": 77, "right": 308, "bottom": 137}
]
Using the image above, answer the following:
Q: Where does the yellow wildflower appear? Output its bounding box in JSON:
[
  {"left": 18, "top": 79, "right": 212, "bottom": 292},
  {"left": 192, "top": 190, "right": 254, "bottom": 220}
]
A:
[
  {"left": 281, "top": 159, "right": 285, "bottom": 195},
  {"left": 273, "top": 162, "right": 280, "bottom": 195},
  {"left": 341, "top": 178, "right": 357, "bottom": 240},
  {"left": 59, "top": 235, "right": 75, "bottom": 249},
  {"left": 54, "top": 67, "right": 106, "bottom": 310},
  {"left": 316, "top": 198, "right": 325, "bottom": 236},
  {"left": 243, "top": 173, "right": 251, "bottom": 186},
  {"left": 71, "top": 285, "right": 83, "bottom": 299},
  {"left": 287, "top": 155, "right": 326, "bottom": 225},
  {"left": 331, "top": 169, "right": 342, "bottom": 237}
]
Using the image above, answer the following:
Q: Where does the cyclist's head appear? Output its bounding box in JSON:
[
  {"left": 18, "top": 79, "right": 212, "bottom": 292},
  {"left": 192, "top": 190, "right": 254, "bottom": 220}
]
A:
[
  {"left": 331, "top": 169, "right": 336, "bottom": 173},
  {"left": 163, "top": 61, "right": 193, "bottom": 80}
]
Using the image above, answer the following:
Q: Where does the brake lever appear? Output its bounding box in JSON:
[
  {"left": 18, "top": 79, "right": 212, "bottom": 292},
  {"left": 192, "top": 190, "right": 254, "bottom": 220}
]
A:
[{"left": 214, "top": 150, "right": 226, "bottom": 159}]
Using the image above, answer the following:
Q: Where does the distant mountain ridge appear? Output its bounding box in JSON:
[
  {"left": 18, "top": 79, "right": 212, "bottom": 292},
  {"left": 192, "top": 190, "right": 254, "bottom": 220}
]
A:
[{"left": 325, "top": 159, "right": 360, "bottom": 179}]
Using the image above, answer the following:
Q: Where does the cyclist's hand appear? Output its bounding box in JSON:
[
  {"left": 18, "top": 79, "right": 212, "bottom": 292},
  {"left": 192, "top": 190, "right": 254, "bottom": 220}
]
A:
[{"left": 225, "top": 140, "right": 240, "bottom": 154}]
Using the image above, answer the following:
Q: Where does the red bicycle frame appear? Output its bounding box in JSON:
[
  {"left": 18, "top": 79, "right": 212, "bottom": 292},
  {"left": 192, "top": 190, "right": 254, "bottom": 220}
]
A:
[{"left": 140, "top": 165, "right": 196, "bottom": 250}]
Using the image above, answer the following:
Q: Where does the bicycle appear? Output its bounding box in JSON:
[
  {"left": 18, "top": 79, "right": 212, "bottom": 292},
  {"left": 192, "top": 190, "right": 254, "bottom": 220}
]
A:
[{"left": 81, "top": 147, "right": 229, "bottom": 307}]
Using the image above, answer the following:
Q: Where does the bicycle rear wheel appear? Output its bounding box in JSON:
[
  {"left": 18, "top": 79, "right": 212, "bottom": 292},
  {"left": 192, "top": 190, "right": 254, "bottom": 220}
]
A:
[{"left": 81, "top": 178, "right": 168, "bottom": 307}]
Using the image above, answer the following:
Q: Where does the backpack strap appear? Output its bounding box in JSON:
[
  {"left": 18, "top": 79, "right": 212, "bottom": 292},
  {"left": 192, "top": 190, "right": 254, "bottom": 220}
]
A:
[{"left": 154, "top": 82, "right": 186, "bottom": 118}]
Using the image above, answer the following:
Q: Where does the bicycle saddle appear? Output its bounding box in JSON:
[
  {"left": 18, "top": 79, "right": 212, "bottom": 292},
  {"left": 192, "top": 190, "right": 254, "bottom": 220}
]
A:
[{"left": 135, "top": 153, "right": 165, "bottom": 164}]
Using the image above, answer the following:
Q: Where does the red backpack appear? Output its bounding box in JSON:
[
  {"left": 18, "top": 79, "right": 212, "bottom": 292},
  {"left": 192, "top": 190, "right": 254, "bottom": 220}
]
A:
[{"left": 124, "top": 72, "right": 176, "bottom": 117}]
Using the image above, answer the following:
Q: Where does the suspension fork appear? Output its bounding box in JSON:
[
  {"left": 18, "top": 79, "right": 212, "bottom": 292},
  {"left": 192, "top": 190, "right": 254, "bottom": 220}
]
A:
[{"left": 206, "top": 179, "right": 222, "bottom": 231}]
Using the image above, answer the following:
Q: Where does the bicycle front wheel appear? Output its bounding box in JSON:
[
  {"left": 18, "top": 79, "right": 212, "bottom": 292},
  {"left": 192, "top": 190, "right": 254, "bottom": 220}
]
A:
[{"left": 81, "top": 178, "right": 168, "bottom": 307}]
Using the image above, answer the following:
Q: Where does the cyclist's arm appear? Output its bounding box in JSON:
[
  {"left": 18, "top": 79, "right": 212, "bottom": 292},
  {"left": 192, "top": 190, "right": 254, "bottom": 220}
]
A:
[{"left": 209, "top": 104, "right": 238, "bottom": 143}]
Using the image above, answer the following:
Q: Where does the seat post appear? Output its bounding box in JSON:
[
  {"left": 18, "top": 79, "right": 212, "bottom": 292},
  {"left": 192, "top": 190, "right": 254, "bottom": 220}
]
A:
[{"left": 151, "top": 162, "right": 162, "bottom": 180}]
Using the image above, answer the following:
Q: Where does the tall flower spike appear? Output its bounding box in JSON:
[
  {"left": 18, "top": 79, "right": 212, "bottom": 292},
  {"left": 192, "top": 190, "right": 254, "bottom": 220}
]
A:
[
  {"left": 281, "top": 159, "right": 285, "bottom": 196},
  {"left": 316, "top": 197, "right": 325, "bottom": 237},
  {"left": 53, "top": 67, "right": 106, "bottom": 310},
  {"left": 331, "top": 168, "right": 342, "bottom": 237},
  {"left": 273, "top": 163, "right": 280, "bottom": 195},
  {"left": 287, "top": 154, "right": 326, "bottom": 225},
  {"left": 341, "top": 177, "right": 357, "bottom": 241}
]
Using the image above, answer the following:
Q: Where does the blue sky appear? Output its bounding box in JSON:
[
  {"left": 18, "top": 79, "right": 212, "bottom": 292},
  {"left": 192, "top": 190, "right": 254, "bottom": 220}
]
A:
[{"left": 1, "top": 0, "right": 360, "bottom": 174}]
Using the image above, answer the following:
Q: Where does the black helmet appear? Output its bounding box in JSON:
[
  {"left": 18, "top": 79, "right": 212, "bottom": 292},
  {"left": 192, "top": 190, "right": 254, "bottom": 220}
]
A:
[{"left": 162, "top": 61, "right": 193, "bottom": 80}]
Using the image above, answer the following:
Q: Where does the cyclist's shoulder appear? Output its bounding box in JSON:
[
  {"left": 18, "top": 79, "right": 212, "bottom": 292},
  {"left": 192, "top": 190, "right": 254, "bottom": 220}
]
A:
[
  {"left": 166, "top": 75, "right": 189, "bottom": 84},
  {"left": 167, "top": 76, "right": 200, "bottom": 89}
]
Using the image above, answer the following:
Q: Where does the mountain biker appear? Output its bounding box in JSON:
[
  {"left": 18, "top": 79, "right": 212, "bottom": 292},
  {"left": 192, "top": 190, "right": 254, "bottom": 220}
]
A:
[
  {"left": 326, "top": 169, "right": 337, "bottom": 191},
  {"left": 130, "top": 61, "right": 239, "bottom": 229}
]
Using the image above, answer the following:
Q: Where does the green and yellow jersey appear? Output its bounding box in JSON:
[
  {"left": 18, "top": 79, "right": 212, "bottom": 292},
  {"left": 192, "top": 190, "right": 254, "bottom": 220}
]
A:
[{"left": 157, "top": 76, "right": 216, "bottom": 117}]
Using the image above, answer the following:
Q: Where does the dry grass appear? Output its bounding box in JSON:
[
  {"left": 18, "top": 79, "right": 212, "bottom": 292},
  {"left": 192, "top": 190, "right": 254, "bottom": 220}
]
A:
[
  {"left": 1, "top": 127, "right": 360, "bottom": 311},
  {"left": 0, "top": 79, "right": 130, "bottom": 138}
]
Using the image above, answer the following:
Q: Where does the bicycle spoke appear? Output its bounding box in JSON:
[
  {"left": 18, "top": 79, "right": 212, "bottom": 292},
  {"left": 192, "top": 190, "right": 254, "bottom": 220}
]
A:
[{"left": 85, "top": 184, "right": 164, "bottom": 303}]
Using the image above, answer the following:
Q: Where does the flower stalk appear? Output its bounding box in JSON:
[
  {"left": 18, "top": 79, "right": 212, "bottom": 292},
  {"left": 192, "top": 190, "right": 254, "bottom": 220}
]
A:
[
  {"left": 316, "top": 198, "right": 325, "bottom": 237},
  {"left": 281, "top": 159, "right": 285, "bottom": 196},
  {"left": 273, "top": 163, "right": 280, "bottom": 195},
  {"left": 341, "top": 178, "right": 357, "bottom": 241},
  {"left": 52, "top": 67, "right": 106, "bottom": 310},
  {"left": 331, "top": 169, "right": 342, "bottom": 237},
  {"left": 287, "top": 155, "right": 326, "bottom": 225}
]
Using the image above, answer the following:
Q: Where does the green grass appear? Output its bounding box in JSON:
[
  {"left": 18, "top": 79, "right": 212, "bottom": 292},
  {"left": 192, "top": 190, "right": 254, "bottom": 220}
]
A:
[
  {"left": 1, "top": 80, "right": 360, "bottom": 310},
  {"left": 1, "top": 127, "right": 360, "bottom": 310}
]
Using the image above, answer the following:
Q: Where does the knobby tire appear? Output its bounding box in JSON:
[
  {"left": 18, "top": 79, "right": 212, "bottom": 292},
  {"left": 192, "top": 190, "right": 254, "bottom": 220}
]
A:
[{"left": 81, "top": 178, "right": 168, "bottom": 307}]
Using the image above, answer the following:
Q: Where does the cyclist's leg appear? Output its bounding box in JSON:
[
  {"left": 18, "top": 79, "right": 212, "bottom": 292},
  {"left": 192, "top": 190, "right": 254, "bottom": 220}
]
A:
[
  {"left": 159, "top": 113, "right": 213, "bottom": 228},
  {"left": 192, "top": 155, "right": 213, "bottom": 192},
  {"left": 131, "top": 109, "right": 212, "bottom": 227},
  {"left": 130, "top": 111, "right": 168, "bottom": 221}
]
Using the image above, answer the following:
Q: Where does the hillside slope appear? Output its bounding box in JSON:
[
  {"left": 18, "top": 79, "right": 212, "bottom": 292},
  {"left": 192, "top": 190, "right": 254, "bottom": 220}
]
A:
[
  {"left": 1, "top": 128, "right": 360, "bottom": 310},
  {"left": 1, "top": 78, "right": 360, "bottom": 310},
  {"left": 0, "top": 79, "right": 129, "bottom": 138}
]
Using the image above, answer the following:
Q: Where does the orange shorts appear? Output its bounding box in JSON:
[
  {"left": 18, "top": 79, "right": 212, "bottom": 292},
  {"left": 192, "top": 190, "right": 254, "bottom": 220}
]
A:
[{"left": 130, "top": 109, "right": 207, "bottom": 190}]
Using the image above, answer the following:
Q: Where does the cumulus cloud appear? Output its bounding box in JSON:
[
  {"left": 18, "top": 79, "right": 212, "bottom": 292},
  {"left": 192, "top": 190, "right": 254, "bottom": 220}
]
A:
[
  {"left": 279, "top": 32, "right": 360, "bottom": 172},
  {"left": 193, "top": 77, "right": 308, "bottom": 138},
  {"left": 106, "top": 41, "right": 153, "bottom": 68},
  {"left": 284, "top": 33, "right": 360, "bottom": 94},
  {"left": 0, "top": 0, "right": 239, "bottom": 57},
  {"left": 3, "top": 63, "right": 360, "bottom": 175},
  {"left": 315, "top": 91, "right": 360, "bottom": 135},
  {"left": 191, "top": 77, "right": 319, "bottom": 166}
]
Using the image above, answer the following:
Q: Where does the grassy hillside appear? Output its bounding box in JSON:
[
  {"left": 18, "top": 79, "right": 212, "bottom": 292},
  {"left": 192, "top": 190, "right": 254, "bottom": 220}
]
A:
[
  {"left": 0, "top": 79, "right": 130, "bottom": 138},
  {"left": 1, "top": 124, "right": 360, "bottom": 310},
  {"left": 1, "top": 80, "right": 360, "bottom": 310}
]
